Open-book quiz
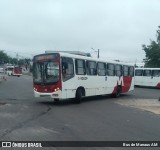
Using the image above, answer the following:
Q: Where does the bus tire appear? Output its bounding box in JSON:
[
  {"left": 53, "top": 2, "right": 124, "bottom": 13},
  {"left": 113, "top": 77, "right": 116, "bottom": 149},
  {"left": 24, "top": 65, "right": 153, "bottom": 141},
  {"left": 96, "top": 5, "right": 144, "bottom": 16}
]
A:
[
  {"left": 75, "top": 88, "right": 83, "bottom": 103},
  {"left": 113, "top": 86, "right": 121, "bottom": 98},
  {"left": 54, "top": 98, "right": 59, "bottom": 104}
]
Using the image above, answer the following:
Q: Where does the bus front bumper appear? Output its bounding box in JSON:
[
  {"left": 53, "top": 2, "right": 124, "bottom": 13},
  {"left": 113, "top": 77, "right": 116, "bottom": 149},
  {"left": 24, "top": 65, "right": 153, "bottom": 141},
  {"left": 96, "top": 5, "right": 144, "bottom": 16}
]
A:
[{"left": 34, "top": 90, "right": 62, "bottom": 99}]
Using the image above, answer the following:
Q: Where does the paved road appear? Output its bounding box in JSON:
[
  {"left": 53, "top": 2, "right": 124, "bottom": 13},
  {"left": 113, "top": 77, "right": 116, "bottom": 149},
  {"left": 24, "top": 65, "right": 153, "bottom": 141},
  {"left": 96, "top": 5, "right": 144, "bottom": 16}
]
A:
[{"left": 0, "top": 75, "right": 160, "bottom": 150}]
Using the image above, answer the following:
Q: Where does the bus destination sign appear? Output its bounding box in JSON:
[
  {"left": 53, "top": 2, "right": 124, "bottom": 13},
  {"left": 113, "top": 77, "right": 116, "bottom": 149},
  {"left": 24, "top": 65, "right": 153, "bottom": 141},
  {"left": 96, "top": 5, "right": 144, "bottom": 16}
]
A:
[{"left": 34, "top": 55, "right": 55, "bottom": 61}]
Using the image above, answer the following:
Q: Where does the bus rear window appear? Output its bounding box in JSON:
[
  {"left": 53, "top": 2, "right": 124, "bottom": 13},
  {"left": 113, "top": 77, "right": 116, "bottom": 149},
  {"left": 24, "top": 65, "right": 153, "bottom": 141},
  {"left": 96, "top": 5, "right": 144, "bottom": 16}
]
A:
[
  {"left": 123, "top": 66, "right": 129, "bottom": 76},
  {"left": 152, "top": 70, "right": 160, "bottom": 77},
  {"left": 129, "top": 66, "right": 134, "bottom": 76}
]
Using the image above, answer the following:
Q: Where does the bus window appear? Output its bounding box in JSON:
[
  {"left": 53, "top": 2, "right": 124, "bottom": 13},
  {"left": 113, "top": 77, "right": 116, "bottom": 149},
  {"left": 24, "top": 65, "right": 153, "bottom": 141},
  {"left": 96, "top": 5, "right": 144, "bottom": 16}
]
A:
[
  {"left": 97, "top": 62, "right": 106, "bottom": 76},
  {"left": 123, "top": 66, "right": 129, "bottom": 76},
  {"left": 135, "top": 69, "right": 143, "bottom": 76},
  {"left": 115, "top": 64, "right": 122, "bottom": 76},
  {"left": 107, "top": 63, "right": 115, "bottom": 76},
  {"left": 45, "top": 62, "right": 60, "bottom": 82},
  {"left": 143, "top": 70, "right": 151, "bottom": 76},
  {"left": 75, "top": 59, "right": 86, "bottom": 75},
  {"left": 129, "top": 66, "right": 134, "bottom": 76},
  {"left": 62, "top": 57, "right": 74, "bottom": 81},
  {"left": 152, "top": 70, "right": 160, "bottom": 77},
  {"left": 86, "top": 61, "right": 97, "bottom": 76}
]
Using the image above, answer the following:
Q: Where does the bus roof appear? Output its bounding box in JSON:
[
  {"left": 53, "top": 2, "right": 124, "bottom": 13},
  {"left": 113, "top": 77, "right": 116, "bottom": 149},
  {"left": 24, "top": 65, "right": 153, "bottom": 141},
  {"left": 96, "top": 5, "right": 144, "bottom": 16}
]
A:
[
  {"left": 45, "top": 50, "right": 91, "bottom": 57},
  {"left": 34, "top": 52, "right": 134, "bottom": 67}
]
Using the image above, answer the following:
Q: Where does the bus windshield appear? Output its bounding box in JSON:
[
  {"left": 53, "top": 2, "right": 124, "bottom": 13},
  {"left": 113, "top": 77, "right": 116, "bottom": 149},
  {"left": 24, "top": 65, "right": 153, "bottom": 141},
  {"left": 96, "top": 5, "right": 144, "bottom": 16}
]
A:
[{"left": 33, "top": 61, "right": 60, "bottom": 84}]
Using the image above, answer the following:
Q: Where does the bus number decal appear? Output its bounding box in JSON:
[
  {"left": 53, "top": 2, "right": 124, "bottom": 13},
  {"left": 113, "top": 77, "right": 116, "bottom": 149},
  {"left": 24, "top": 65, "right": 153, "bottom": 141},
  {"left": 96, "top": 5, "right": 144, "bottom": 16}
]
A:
[{"left": 78, "top": 77, "right": 88, "bottom": 80}]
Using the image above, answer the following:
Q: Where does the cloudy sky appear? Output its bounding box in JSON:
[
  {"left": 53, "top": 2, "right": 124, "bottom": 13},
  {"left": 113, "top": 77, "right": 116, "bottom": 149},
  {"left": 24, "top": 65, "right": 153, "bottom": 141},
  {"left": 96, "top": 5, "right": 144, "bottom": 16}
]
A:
[{"left": 0, "top": 0, "right": 160, "bottom": 62}]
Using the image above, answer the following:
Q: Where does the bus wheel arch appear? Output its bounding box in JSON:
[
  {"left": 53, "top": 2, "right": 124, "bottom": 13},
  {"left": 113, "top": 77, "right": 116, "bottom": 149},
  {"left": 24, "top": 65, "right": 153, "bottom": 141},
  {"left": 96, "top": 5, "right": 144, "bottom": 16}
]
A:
[{"left": 75, "top": 87, "right": 85, "bottom": 103}]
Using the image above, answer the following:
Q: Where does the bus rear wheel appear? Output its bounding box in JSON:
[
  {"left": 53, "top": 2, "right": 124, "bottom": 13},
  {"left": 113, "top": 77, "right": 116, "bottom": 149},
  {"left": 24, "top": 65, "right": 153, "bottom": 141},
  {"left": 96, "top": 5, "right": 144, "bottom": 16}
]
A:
[
  {"left": 112, "top": 86, "right": 121, "bottom": 98},
  {"left": 75, "top": 89, "right": 83, "bottom": 103}
]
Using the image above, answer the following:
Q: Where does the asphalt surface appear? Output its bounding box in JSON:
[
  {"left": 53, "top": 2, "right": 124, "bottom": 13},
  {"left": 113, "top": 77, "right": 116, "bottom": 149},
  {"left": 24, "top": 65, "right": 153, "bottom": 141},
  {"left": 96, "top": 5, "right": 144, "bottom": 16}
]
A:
[{"left": 0, "top": 75, "right": 160, "bottom": 150}]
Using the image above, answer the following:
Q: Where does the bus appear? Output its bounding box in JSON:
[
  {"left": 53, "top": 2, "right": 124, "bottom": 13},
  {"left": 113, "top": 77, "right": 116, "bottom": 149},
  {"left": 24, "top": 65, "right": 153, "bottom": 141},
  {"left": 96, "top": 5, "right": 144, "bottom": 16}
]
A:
[
  {"left": 32, "top": 52, "right": 135, "bottom": 103},
  {"left": 6, "top": 66, "right": 23, "bottom": 77},
  {"left": 135, "top": 68, "right": 160, "bottom": 88}
]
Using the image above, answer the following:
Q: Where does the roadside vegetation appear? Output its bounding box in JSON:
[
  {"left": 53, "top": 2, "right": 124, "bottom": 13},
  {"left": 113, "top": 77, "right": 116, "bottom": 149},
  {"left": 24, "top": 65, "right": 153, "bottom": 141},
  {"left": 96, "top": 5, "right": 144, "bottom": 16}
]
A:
[
  {"left": 0, "top": 51, "right": 31, "bottom": 66},
  {"left": 143, "top": 26, "right": 160, "bottom": 67}
]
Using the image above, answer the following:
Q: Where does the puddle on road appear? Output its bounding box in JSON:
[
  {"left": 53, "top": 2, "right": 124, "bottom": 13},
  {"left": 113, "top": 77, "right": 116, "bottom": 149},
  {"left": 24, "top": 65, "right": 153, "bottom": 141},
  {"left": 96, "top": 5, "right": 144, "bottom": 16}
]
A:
[{"left": 115, "top": 99, "right": 160, "bottom": 115}]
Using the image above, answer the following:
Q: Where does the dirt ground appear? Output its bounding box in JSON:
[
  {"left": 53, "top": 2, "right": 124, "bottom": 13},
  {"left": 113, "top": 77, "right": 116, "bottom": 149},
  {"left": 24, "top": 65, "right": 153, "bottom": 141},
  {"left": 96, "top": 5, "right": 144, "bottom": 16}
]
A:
[{"left": 115, "top": 98, "right": 160, "bottom": 115}]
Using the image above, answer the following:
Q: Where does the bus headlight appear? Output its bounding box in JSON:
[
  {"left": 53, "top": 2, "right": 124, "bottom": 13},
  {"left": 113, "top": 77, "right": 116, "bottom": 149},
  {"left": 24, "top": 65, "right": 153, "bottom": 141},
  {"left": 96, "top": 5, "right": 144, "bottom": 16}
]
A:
[{"left": 54, "top": 88, "right": 60, "bottom": 92}]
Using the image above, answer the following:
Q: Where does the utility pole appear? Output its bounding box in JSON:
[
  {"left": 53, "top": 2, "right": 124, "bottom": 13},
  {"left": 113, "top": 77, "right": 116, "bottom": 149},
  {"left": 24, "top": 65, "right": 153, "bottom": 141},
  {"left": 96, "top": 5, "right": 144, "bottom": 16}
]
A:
[
  {"left": 16, "top": 53, "right": 19, "bottom": 66},
  {"left": 91, "top": 48, "right": 100, "bottom": 59},
  {"left": 98, "top": 49, "right": 100, "bottom": 58}
]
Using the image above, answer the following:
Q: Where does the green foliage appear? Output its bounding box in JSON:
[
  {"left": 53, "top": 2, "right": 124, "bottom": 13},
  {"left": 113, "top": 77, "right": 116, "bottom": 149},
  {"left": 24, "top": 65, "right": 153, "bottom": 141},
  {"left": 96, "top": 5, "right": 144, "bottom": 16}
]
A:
[
  {"left": 143, "top": 26, "right": 160, "bottom": 68},
  {"left": 0, "top": 50, "right": 9, "bottom": 64},
  {"left": 0, "top": 50, "right": 31, "bottom": 66}
]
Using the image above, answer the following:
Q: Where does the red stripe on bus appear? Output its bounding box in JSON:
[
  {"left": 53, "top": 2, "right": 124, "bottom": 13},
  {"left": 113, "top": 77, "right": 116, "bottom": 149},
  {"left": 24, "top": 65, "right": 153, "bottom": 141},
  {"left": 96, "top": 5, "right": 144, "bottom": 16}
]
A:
[
  {"left": 112, "top": 76, "right": 132, "bottom": 94},
  {"left": 156, "top": 83, "right": 160, "bottom": 89}
]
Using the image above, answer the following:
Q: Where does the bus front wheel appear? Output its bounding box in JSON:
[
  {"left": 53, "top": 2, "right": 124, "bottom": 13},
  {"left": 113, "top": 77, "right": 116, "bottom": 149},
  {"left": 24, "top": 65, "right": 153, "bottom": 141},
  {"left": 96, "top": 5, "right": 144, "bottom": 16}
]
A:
[
  {"left": 54, "top": 98, "right": 59, "bottom": 104},
  {"left": 75, "top": 89, "right": 83, "bottom": 103}
]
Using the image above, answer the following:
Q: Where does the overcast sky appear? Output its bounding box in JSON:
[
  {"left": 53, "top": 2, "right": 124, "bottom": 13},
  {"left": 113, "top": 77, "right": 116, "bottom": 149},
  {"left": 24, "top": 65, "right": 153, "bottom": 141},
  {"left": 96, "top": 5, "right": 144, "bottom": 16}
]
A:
[{"left": 0, "top": 0, "right": 160, "bottom": 62}]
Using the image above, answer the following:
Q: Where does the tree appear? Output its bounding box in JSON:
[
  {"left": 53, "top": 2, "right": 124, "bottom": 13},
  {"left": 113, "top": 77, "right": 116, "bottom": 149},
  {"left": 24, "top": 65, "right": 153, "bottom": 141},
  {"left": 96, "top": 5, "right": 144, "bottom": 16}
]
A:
[
  {"left": 10, "top": 58, "right": 18, "bottom": 65},
  {"left": 142, "top": 26, "right": 160, "bottom": 67},
  {"left": 0, "top": 50, "right": 9, "bottom": 64},
  {"left": 18, "top": 59, "right": 25, "bottom": 66}
]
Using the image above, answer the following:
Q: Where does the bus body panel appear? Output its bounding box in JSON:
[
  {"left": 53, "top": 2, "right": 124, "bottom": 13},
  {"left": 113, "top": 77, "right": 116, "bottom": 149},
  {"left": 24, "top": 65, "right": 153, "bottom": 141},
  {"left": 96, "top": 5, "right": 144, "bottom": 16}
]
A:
[{"left": 59, "top": 75, "right": 134, "bottom": 99}]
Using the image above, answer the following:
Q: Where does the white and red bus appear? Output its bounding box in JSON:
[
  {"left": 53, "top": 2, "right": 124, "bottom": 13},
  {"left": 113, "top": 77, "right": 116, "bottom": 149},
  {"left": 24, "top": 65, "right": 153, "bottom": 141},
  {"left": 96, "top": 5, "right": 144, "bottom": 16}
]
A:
[
  {"left": 32, "top": 52, "right": 134, "bottom": 103},
  {"left": 135, "top": 68, "right": 160, "bottom": 88},
  {"left": 6, "top": 66, "right": 22, "bottom": 77}
]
